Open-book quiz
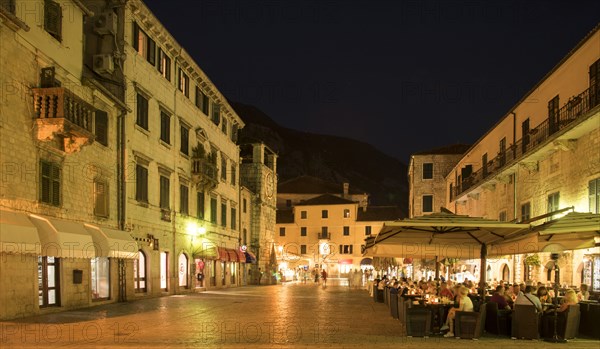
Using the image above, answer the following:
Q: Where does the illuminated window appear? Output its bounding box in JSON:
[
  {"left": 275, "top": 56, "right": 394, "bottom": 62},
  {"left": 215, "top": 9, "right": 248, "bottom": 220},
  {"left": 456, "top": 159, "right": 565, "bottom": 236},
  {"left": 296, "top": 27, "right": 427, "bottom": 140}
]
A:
[
  {"left": 343, "top": 209, "right": 350, "bottom": 218},
  {"left": 91, "top": 257, "right": 109, "bottom": 300},
  {"left": 157, "top": 48, "right": 171, "bottom": 81},
  {"left": 38, "top": 256, "right": 60, "bottom": 307},
  {"left": 134, "top": 251, "right": 146, "bottom": 292},
  {"left": 133, "top": 23, "right": 155, "bottom": 64},
  {"left": 178, "top": 68, "right": 189, "bottom": 97},
  {"left": 160, "top": 252, "right": 168, "bottom": 290}
]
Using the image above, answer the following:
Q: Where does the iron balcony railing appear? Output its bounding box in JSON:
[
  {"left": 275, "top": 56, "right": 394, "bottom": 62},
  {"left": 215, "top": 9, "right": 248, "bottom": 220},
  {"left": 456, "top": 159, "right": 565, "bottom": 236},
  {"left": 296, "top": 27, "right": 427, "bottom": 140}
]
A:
[
  {"left": 317, "top": 232, "right": 331, "bottom": 240},
  {"left": 453, "top": 85, "right": 599, "bottom": 199},
  {"left": 191, "top": 158, "right": 218, "bottom": 188}
]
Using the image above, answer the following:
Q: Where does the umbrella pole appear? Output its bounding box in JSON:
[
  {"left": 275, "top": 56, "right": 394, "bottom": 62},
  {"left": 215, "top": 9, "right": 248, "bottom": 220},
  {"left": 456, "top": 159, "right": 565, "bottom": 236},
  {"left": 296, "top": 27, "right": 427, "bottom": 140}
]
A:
[
  {"left": 479, "top": 244, "right": 487, "bottom": 298},
  {"left": 435, "top": 256, "right": 439, "bottom": 280}
]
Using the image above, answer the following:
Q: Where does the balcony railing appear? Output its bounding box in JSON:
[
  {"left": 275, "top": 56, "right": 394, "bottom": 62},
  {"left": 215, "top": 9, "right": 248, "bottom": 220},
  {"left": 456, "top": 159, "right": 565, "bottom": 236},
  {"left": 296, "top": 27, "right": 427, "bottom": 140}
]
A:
[
  {"left": 191, "top": 158, "right": 218, "bottom": 189},
  {"left": 32, "top": 87, "right": 95, "bottom": 153},
  {"left": 453, "top": 85, "right": 599, "bottom": 199},
  {"left": 317, "top": 232, "right": 331, "bottom": 240}
]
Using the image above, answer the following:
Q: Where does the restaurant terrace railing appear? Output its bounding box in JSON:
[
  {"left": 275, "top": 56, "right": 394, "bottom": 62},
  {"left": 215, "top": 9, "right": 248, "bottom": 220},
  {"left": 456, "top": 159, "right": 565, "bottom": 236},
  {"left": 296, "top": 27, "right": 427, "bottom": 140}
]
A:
[{"left": 453, "top": 85, "right": 599, "bottom": 199}]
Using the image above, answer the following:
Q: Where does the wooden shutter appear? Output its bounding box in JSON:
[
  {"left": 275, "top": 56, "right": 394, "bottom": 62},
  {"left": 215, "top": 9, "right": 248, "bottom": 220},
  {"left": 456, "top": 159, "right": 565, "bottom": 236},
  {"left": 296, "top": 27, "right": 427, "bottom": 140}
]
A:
[
  {"left": 94, "top": 181, "right": 108, "bottom": 217},
  {"left": 95, "top": 110, "right": 108, "bottom": 146},
  {"left": 147, "top": 38, "right": 156, "bottom": 65},
  {"left": 133, "top": 23, "right": 139, "bottom": 51},
  {"left": 44, "top": 0, "right": 62, "bottom": 41}
]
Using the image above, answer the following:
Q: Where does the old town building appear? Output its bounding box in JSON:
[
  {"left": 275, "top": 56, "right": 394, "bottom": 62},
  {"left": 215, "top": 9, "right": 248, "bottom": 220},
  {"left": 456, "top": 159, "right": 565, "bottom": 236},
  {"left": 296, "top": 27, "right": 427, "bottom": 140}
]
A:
[
  {"left": 275, "top": 177, "right": 403, "bottom": 278},
  {"left": 410, "top": 24, "right": 600, "bottom": 288}
]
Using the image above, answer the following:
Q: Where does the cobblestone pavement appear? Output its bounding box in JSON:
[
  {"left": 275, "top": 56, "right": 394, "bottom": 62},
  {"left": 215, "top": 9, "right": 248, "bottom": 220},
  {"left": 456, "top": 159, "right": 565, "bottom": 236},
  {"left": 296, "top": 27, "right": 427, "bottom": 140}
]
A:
[{"left": 1, "top": 280, "right": 598, "bottom": 348}]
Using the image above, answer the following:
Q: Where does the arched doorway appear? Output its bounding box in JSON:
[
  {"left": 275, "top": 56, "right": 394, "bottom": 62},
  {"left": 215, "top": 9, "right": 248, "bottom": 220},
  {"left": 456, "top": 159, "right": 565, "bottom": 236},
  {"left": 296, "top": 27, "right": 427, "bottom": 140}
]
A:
[
  {"left": 178, "top": 253, "right": 189, "bottom": 288},
  {"left": 501, "top": 264, "right": 510, "bottom": 282}
]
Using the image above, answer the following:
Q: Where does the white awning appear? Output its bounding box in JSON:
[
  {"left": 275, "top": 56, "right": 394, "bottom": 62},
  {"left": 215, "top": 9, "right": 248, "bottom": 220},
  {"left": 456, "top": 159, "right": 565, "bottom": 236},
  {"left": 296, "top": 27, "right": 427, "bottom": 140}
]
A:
[
  {"left": 0, "top": 209, "right": 41, "bottom": 254},
  {"left": 29, "top": 215, "right": 96, "bottom": 258},
  {"left": 84, "top": 225, "right": 137, "bottom": 259}
]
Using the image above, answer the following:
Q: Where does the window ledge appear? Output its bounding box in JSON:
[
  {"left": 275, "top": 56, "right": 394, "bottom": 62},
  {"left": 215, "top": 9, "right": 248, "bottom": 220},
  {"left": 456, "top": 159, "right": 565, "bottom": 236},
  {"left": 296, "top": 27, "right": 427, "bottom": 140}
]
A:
[
  {"left": 159, "top": 139, "right": 171, "bottom": 149},
  {"left": 134, "top": 124, "right": 150, "bottom": 136}
]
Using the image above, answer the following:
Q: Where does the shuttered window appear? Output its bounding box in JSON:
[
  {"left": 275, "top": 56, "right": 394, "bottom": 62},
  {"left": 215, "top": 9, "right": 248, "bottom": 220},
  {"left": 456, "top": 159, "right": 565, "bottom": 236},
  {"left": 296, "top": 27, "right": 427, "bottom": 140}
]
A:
[
  {"left": 136, "top": 93, "right": 149, "bottom": 130},
  {"left": 95, "top": 110, "right": 108, "bottom": 146},
  {"left": 157, "top": 48, "right": 171, "bottom": 81},
  {"left": 180, "top": 184, "right": 189, "bottom": 215},
  {"left": 197, "top": 191, "right": 205, "bottom": 219},
  {"left": 231, "top": 207, "right": 236, "bottom": 230},
  {"left": 180, "top": 124, "right": 189, "bottom": 155},
  {"left": 44, "top": 0, "right": 62, "bottom": 41},
  {"left": 221, "top": 202, "right": 227, "bottom": 227},
  {"left": 94, "top": 180, "right": 109, "bottom": 217},
  {"left": 160, "top": 111, "right": 170, "bottom": 144},
  {"left": 589, "top": 178, "right": 600, "bottom": 214},
  {"left": 211, "top": 103, "right": 220, "bottom": 125},
  {"left": 135, "top": 164, "right": 148, "bottom": 203},
  {"left": 210, "top": 197, "right": 217, "bottom": 224},
  {"left": 40, "top": 161, "right": 60, "bottom": 206},
  {"left": 160, "top": 175, "right": 170, "bottom": 209}
]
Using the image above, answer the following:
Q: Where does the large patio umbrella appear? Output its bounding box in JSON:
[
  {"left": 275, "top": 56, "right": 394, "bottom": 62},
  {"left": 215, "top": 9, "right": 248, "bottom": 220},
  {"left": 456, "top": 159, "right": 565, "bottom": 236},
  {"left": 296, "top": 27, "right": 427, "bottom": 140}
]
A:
[
  {"left": 489, "top": 211, "right": 600, "bottom": 256},
  {"left": 364, "top": 212, "right": 530, "bottom": 294}
]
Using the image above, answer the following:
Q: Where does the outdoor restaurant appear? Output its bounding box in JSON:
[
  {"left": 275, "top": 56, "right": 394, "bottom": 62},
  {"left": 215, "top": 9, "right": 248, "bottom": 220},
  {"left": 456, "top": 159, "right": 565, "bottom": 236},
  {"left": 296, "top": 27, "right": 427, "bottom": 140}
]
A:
[{"left": 363, "top": 210, "right": 600, "bottom": 341}]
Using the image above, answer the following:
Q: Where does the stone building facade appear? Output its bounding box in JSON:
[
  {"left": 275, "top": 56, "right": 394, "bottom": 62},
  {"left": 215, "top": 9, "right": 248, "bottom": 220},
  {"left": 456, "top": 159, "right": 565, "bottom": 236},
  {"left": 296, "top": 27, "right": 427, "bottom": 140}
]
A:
[{"left": 439, "top": 25, "right": 600, "bottom": 286}]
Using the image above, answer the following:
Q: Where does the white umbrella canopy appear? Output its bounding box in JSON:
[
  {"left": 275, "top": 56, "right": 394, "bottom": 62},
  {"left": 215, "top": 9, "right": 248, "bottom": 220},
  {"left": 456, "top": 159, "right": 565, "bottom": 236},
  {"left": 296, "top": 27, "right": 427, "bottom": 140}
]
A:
[
  {"left": 489, "top": 211, "right": 600, "bottom": 256},
  {"left": 367, "top": 212, "right": 531, "bottom": 259}
]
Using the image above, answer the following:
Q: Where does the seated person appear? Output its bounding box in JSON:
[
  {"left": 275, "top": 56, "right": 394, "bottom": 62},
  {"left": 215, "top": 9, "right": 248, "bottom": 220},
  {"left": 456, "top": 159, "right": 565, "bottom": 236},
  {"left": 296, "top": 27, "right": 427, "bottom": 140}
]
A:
[
  {"left": 537, "top": 286, "right": 551, "bottom": 310},
  {"left": 490, "top": 285, "right": 511, "bottom": 310},
  {"left": 577, "top": 284, "right": 590, "bottom": 301},
  {"left": 441, "top": 286, "right": 473, "bottom": 337},
  {"left": 515, "top": 285, "right": 543, "bottom": 312},
  {"left": 439, "top": 282, "right": 454, "bottom": 299},
  {"left": 542, "top": 289, "right": 578, "bottom": 336}
]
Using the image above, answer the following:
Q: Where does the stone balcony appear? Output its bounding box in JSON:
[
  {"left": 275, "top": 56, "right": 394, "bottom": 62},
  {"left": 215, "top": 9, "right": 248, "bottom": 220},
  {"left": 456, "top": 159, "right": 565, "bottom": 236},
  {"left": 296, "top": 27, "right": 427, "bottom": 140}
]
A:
[
  {"left": 191, "top": 158, "right": 218, "bottom": 190},
  {"left": 32, "top": 87, "right": 95, "bottom": 153}
]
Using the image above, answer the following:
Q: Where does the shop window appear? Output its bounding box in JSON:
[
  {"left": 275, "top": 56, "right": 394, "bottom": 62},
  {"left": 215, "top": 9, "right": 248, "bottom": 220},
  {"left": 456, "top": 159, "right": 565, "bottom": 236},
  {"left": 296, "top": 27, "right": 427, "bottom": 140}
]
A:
[
  {"left": 38, "top": 256, "right": 60, "bottom": 307},
  {"left": 91, "top": 257, "right": 110, "bottom": 300},
  {"left": 134, "top": 251, "right": 146, "bottom": 292},
  {"left": 160, "top": 252, "right": 168, "bottom": 290},
  {"left": 178, "top": 253, "right": 188, "bottom": 288}
]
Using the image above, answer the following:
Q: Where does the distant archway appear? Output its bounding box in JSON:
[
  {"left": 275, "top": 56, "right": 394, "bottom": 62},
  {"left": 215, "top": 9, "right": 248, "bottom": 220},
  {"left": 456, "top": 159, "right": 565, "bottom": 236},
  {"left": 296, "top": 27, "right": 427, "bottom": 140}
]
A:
[{"left": 501, "top": 264, "right": 510, "bottom": 282}]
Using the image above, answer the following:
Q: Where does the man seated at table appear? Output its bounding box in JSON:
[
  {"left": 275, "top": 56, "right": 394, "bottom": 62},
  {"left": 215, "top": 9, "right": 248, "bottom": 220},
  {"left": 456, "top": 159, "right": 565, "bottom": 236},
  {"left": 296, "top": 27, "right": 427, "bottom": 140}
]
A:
[
  {"left": 441, "top": 286, "right": 473, "bottom": 337},
  {"left": 490, "top": 285, "right": 511, "bottom": 310},
  {"left": 439, "top": 282, "right": 454, "bottom": 299},
  {"left": 515, "top": 285, "right": 543, "bottom": 312}
]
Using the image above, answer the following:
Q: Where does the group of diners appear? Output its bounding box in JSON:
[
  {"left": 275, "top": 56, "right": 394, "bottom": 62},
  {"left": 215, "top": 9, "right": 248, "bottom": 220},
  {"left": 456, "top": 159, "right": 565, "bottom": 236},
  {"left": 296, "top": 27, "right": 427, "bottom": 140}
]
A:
[{"left": 373, "top": 275, "right": 591, "bottom": 338}]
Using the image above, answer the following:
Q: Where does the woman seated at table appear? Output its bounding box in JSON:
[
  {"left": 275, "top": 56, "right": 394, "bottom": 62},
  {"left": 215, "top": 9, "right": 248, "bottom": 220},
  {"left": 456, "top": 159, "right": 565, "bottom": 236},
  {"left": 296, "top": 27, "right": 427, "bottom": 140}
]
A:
[
  {"left": 537, "top": 286, "right": 551, "bottom": 310},
  {"left": 441, "top": 286, "right": 473, "bottom": 337},
  {"left": 541, "top": 289, "right": 578, "bottom": 336},
  {"left": 577, "top": 284, "right": 590, "bottom": 301}
]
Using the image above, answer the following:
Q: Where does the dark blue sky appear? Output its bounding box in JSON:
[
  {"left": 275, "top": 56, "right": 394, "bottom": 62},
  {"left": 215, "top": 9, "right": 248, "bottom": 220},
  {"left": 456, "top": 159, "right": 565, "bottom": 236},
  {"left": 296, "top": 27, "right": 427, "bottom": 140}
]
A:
[{"left": 143, "top": 0, "right": 600, "bottom": 163}]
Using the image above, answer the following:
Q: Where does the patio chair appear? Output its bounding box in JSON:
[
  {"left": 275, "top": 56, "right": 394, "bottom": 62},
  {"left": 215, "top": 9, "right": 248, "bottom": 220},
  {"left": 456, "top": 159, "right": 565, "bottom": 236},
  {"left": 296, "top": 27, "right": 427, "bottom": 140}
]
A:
[
  {"left": 485, "top": 302, "right": 511, "bottom": 336},
  {"left": 511, "top": 304, "right": 540, "bottom": 340},
  {"left": 455, "top": 303, "right": 486, "bottom": 339},
  {"left": 390, "top": 292, "right": 399, "bottom": 319},
  {"left": 542, "top": 304, "right": 580, "bottom": 339},
  {"left": 406, "top": 306, "right": 432, "bottom": 337}
]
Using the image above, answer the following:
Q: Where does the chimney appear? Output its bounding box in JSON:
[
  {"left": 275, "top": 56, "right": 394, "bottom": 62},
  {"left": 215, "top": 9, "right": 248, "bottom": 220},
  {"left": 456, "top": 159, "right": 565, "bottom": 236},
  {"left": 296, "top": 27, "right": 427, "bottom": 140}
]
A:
[{"left": 343, "top": 182, "right": 349, "bottom": 198}]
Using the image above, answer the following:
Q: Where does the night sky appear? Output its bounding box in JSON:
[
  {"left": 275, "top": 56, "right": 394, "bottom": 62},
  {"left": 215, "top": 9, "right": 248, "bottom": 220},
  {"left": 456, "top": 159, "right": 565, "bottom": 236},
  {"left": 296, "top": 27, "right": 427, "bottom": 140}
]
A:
[{"left": 142, "top": 0, "right": 600, "bottom": 163}]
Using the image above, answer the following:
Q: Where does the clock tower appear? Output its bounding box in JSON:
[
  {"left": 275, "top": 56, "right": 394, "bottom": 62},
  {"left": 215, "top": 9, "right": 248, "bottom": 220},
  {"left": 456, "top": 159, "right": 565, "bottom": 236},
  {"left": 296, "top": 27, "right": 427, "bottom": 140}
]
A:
[{"left": 240, "top": 143, "right": 278, "bottom": 284}]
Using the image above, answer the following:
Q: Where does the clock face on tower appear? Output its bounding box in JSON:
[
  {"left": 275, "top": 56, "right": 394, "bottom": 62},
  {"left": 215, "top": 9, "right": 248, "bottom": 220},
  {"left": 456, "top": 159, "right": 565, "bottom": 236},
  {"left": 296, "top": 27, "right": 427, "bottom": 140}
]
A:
[{"left": 265, "top": 172, "right": 274, "bottom": 198}]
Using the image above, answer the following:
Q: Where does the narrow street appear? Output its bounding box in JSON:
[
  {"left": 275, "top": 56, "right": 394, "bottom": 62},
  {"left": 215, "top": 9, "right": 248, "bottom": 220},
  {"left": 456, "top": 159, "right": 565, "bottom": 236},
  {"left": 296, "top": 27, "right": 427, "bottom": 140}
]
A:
[{"left": 1, "top": 281, "right": 598, "bottom": 348}]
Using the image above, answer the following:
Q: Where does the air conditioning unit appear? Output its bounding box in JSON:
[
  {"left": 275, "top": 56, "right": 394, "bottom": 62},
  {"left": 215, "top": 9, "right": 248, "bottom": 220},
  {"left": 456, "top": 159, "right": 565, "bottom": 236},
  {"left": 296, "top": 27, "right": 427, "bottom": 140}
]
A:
[
  {"left": 94, "top": 11, "right": 117, "bottom": 35},
  {"left": 93, "top": 54, "right": 114, "bottom": 74}
]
